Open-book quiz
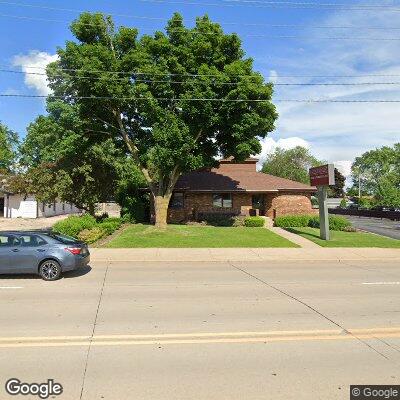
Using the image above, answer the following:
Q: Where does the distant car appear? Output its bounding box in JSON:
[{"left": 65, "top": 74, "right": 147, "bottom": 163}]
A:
[{"left": 0, "top": 231, "right": 90, "bottom": 281}]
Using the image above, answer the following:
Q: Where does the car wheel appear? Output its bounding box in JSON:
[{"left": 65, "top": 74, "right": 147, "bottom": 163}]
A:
[{"left": 39, "top": 260, "right": 62, "bottom": 281}]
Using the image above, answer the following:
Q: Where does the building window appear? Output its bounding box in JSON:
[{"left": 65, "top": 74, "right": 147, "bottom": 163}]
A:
[
  {"left": 213, "top": 193, "right": 232, "bottom": 208},
  {"left": 169, "top": 192, "right": 184, "bottom": 209}
]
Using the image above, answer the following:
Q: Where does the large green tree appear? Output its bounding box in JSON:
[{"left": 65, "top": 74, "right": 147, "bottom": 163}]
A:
[
  {"left": 0, "top": 122, "right": 18, "bottom": 172},
  {"left": 261, "top": 146, "right": 323, "bottom": 184},
  {"left": 19, "top": 100, "right": 144, "bottom": 215},
  {"left": 351, "top": 143, "right": 400, "bottom": 206},
  {"left": 46, "top": 12, "right": 278, "bottom": 227}
]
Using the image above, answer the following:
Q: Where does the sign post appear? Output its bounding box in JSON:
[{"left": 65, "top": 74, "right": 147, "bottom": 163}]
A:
[{"left": 309, "top": 164, "right": 335, "bottom": 241}]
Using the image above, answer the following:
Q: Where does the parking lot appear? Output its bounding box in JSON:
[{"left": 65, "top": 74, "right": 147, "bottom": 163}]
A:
[
  {"left": 344, "top": 216, "right": 400, "bottom": 240},
  {"left": 1, "top": 258, "right": 400, "bottom": 399}
]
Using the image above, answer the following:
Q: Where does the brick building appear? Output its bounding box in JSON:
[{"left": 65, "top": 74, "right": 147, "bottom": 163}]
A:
[{"left": 164, "top": 158, "right": 316, "bottom": 223}]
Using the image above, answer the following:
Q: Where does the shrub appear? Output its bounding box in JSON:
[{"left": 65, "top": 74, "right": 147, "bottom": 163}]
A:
[
  {"left": 53, "top": 214, "right": 97, "bottom": 238},
  {"left": 232, "top": 216, "right": 245, "bottom": 227},
  {"left": 244, "top": 216, "right": 265, "bottom": 227},
  {"left": 198, "top": 213, "right": 235, "bottom": 227},
  {"left": 98, "top": 220, "right": 122, "bottom": 235},
  {"left": 274, "top": 215, "right": 312, "bottom": 228},
  {"left": 275, "top": 214, "right": 352, "bottom": 231},
  {"left": 308, "top": 215, "right": 351, "bottom": 231},
  {"left": 78, "top": 227, "right": 106, "bottom": 244},
  {"left": 340, "top": 198, "right": 347, "bottom": 208}
]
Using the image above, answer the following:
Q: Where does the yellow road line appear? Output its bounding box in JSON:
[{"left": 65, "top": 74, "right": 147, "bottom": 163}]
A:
[{"left": 0, "top": 327, "right": 399, "bottom": 348}]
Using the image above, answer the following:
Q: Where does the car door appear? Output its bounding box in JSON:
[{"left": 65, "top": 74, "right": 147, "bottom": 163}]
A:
[
  {"left": 0, "top": 234, "right": 21, "bottom": 274},
  {"left": 13, "top": 234, "right": 49, "bottom": 273}
]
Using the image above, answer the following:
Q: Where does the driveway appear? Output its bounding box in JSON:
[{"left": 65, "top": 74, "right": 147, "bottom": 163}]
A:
[
  {"left": 1, "top": 259, "right": 400, "bottom": 399},
  {"left": 344, "top": 215, "right": 400, "bottom": 240},
  {"left": 0, "top": 214, "right": 72, "bottom": 231}
]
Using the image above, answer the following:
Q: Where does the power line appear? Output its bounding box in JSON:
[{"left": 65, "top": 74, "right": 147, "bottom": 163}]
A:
[
  {"left": 4, "top": 68, "right": 400, "bottom": 86},
  {"left": 3, "top": 0, "right": 400, "bottom": 14},
  {"left": 7, "top": 65, "right": 400, "bottom": 80},
  {"left": 139, "top": 0, "right": 400, "bottom": 10},
  {"left": 2, "top": 11, "right": 400, "bottom": 31},
  {"left": 1, "top": 93, "right": 400, "bottom": 102}
]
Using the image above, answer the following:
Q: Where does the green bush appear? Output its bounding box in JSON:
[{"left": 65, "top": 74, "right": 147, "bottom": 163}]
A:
[
  {"left": 53, "top": 214, "right": 97, "bottom": 238},
  {"left": 340, "top": 198, "right": 347, "bottom": 208},
  {"left": 244, "top": 216, "right": 265, "bottom": 227},
  {"left": 199, "top": 213, "right": 235, "bottom": 227},
  {"left": 275, "top": 214, "right": 352, "bottom": 231},
  {"left": 309, "top": 215, "right": 351, "bottom": 231},
  {"left": 98, "top": 220, "right": 122, "bottom": 235},
  {"left": 78, "top": 227, "right": 106, "bottom": 244},
  {"left": 274, "top": 215, "right": 312, "bottom": 228}
]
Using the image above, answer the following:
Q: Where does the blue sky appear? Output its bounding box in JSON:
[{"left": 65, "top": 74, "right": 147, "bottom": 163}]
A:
[{"left": 1, "top": 0, "right": 400, "bottom": 177}]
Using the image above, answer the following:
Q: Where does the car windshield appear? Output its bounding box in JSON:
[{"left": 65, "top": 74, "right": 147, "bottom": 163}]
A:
[{"left": 48, "top": 233, "right": 80, "bottom": 245}]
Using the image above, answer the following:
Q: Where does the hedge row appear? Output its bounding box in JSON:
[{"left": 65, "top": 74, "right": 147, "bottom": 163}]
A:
[
  {"left": 197, "top": 213, "right": 265, "bottom": 228},
  {"left": 53, "top": 215, "right": 122, "bottom": 243},
  {"left": 274, "top": 214, "right": 351, "bottom": 231}
]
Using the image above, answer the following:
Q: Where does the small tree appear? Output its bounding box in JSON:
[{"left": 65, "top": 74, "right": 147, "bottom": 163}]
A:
[{"left": 47, "top": 12, "right": 278, "bottom": 227}]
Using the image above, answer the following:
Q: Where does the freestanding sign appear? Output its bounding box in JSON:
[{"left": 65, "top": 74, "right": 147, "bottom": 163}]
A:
[{"left": 309, "top": 164, "right": 335, "bottom": 240}]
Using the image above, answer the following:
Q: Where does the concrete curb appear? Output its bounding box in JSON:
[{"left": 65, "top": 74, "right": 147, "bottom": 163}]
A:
[{"left": 90, "top": 248, "right": 400, "bottom": 263}]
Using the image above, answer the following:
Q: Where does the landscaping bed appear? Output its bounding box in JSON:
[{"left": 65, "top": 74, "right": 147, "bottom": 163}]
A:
[
  {"left": 52, "top": 214, "right": 123, "bottom": 244},
  {"left": 286, "top": 227, "right": 400, "bottom": 248},
  {"left": 104, "top": 224, "right": 298, "bottom": 248}
]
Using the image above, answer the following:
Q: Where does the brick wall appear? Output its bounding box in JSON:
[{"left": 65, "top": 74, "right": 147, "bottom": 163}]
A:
[
  {"left": 167, "top": 191, "right": 314, "bottom": 223},
  {"left": 266, "top": 192, "right": 315, "bottom": 218}
]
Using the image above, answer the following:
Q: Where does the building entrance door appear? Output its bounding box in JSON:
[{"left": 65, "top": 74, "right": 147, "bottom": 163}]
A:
[{"left": 252, "top": 194, "right": 266, "bottom": 216}]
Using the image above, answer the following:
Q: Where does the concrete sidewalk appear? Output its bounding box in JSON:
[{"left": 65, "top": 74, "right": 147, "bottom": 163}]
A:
[{"left": 90, "top": 247, "right": 400, "bottom": 262}]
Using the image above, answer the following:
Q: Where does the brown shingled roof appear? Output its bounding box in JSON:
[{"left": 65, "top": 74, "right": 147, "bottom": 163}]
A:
[{"left": 174, "top": 161, "right": 316, "bottom": 193}]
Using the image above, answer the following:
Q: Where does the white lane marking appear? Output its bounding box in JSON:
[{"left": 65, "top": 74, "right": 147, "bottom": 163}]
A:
[
  {"left": 362, "top": 282, "right": 400, "bottom": 285},
  {"left": 0, "top": 286, "right": 23, "bottom": 289}
]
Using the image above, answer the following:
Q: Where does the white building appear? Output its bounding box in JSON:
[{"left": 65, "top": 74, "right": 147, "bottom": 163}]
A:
[{"left": 0, "top": 190, "right": 81, "bottom": 219}]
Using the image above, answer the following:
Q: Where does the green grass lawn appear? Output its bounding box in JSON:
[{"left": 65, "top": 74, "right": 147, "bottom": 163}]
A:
[
  {"left": 105, "top": 224, "right": 298, "bottom": 248},
  {"left": 287, "top": 227, "right": 400, "bottom": 248}
]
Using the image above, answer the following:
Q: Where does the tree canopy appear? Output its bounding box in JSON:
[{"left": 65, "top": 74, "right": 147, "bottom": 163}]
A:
[
  {"left": 18, "top": 100, "right": 145, "bottom": 214},
  {"left": 261, "top": 146, "right": 322, "bottom": 184},
  {"left": 0, "top": 122, "right": 18, "bottom": 173},
  {"left": 46, "top": 12, "right": 278, "bottom": 226},
  {"left": 351, "top": 143, "right": 400, "bottom": 206}
]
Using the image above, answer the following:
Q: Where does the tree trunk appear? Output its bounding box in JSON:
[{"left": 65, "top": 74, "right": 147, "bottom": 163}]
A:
[{"left": 154, "top": 194, "right": 171, "bottom": 229}]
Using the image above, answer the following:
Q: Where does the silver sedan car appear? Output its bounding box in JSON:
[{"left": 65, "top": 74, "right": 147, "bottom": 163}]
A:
[{"left": 0, "top": 231, "right": 90, "bottom": 281}]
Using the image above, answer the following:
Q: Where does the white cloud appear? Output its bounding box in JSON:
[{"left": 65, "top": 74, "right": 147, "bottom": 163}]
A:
[
  {"left": 13, "top": 50, "right": 58, "bottom": 96},
  {"left": 256, "top": 136, "right": 310, "bottom": 169},
  {"left": 334, "top": 160, "right": 352, "bottom": 178}
]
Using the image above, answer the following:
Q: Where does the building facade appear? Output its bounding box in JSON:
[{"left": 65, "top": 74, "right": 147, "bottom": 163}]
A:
[
  {"left": 0, "top": 191, "right": 80, "bottom": 219},
  {"left": 155, "top": 158, "right": 316, "bottom": 223}
]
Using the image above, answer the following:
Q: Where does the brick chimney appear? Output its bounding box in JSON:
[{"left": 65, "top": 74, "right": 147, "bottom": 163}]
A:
[{"left": 218, "top": 158, "right": 258, "bottom": 173}]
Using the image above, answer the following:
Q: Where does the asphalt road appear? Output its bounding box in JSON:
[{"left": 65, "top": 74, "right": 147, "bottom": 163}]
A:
[
  {"left": 1, "top": 260, "right": 400, "bottom": 400},
  {"left": 344, "top": 215, "right": 400, "bottom": 240}
]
